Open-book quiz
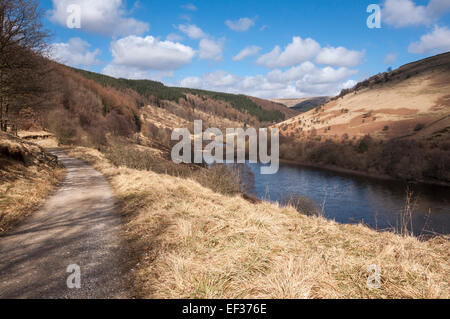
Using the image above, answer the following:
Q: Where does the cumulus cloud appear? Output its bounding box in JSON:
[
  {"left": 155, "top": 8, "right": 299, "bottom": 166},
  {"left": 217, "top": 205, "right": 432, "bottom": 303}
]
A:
[
  {"left": 315, "top": 46, "right": 365, "bottom": 67},
  {"left": 265, "top": 62, "right": 316, "bottom": 83},
  {"left": 102, "top": 65, "right": 174, "bottom": 81},
  {"left": 256, "top": 36, "right": 321, "bottom": 68},
  {"left": 50, "top": 37, "right": 100, "bottom": 67},
  {"left": 178, "top": 63, "right": 359, "bottom": 99},
  {"left": 48, "top": 0, "right": 149, "bottom": 37},
  {"left": 177, "top": 24, "right": 206, "bottom": 39},
  {"left": 232, "top": 45, "right": 261, "bottom": 61},
  {"left": 382, "top": 0, "right": 450, "bottom": 28},
  {"left": 225, "top": 17, "right": 256, "bottom": 32},
  {"left": 109, "top": 36, "right": 195, "bottom": 70},
  {"left": 102, "top": 64, "right": 149, "bottom": 79},
  {"left": 102, "top": 35, "right": 195, "bottom": 79},
  {"left": 408, "top": 25, "right": 450, "bottom": 54},
  {"left": 199, "top": 38, "right": 225, "bottom": 61}
]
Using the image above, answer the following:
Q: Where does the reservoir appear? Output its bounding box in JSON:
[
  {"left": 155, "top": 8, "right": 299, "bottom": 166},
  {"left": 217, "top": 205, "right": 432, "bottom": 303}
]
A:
[{"left": 246, "top": 162, "right": 450, "bottom": 236}]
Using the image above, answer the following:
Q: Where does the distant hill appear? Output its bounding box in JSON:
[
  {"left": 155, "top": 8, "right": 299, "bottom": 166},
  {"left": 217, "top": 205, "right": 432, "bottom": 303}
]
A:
[
  {"left": 271, "top": 97, "right": 330, "bottom": 113},
  {"left": 274, "top": 52, "right": 450, "bottom": 184},
  {"left": 247, "top": 96, "right": 299, "bottom": 118},
  {"left": 271, "top": 98, "right": 310, "bottom": 108},
  {"left": 275, "top": 52, "right": 450, "bottom": 143},
  {"left": 291, "top": 97, "right": 330, "bottom": 112},
  {"left": 71, "top": 67, "right": 289, "bottom": 123}
]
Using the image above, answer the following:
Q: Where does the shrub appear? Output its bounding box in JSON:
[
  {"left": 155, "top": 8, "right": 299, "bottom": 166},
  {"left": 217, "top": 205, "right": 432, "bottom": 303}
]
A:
[
  {"left": 280, "top": 193, "right": 321, "bottom": 216},
  {"left": 105, "top": 111, "right": 136, "bottom": 137},
  {"left": 47, "top": 109, "right": 79, "bottom": 145},
  {"left": 103, "top": 142, "right": 245, "bottom": 195}
]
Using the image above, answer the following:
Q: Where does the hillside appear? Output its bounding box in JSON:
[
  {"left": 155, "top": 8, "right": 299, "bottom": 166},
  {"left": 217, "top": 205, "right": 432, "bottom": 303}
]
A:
[
  {"left": 291, "top": 96, "right": 330, "bottom": 112},
  {"left": 274, "top": 52, "right": 450, "bottom": 184},
  {"left": 70, "top": 67, "right": 289, "bottom": 124},
  {"left": 276, "top": 52, "right": 450, "bottom": 142},
  {"left": 271, "top": 98, "right": 310, "bottom": 108},
  {"left": 5, "top": 62, "right": 297, "bottom": 152},
  {"left": 271, "top": 97, "right": 330, "bottom": 113},
  {"left": 247, "top": 96, "right": 299, "bottom": 118}
]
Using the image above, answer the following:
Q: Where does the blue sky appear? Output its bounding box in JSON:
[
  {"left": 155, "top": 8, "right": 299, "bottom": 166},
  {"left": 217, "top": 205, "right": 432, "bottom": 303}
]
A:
[{"left": 41, "top": 0, "right": 450, "bottom": 98}]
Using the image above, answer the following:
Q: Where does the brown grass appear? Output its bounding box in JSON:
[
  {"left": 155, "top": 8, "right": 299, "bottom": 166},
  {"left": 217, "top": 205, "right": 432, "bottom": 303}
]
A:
[
  {"left": 0, "top": 134, "right": 65, "bottom": 234},
  {"left": 68, "top": 146, "right": 449, "bottom": 299}
]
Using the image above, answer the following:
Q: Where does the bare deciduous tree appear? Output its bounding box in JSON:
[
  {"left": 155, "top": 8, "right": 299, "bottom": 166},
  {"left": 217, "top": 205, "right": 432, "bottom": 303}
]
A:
[{"left": 0, "top": 0, "right": 49, "bottom": 131}]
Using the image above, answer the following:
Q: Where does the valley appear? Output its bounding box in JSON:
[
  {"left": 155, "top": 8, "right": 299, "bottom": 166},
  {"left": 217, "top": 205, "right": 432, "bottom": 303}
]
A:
[{"left": 0, "top": 0, "right": 449, "bottom": 299}]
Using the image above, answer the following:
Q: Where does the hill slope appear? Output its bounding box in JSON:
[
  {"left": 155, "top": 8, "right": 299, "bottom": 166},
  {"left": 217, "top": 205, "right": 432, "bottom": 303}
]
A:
[
  {"left": 291, "top": 97, "right": 330, "bottom": 112},
  {"left": 276, "top": 52, "right": 450, "bottom": 143},
  {"left": 9, "top": 62, "right": 296, "bottom": 151},
  {"left": 71, "top": 67, "right": 291, "bottom": 123},
  {"left": 274, "top": 52, "right": 450, "bottom": 184}
]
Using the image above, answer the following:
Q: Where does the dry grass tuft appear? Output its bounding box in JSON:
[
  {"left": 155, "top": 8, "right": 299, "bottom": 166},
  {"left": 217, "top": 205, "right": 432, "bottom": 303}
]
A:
[
  {"left": 0, "top": 133, "right": 65, "bottom": 234},
  {"left": 68, "top": 146, "right": 450, "bottom": 299}
]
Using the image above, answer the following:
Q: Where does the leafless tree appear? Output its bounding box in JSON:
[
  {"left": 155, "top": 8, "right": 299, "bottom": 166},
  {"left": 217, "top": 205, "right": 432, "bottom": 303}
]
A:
[{"left": 0, "top": 0, "right": 50, "bottom": 131}]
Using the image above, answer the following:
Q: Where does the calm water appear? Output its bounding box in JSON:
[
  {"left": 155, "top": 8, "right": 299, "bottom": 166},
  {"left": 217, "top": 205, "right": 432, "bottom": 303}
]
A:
[{"left": 246, "top": 162, "right": 450, "bottom": 235}]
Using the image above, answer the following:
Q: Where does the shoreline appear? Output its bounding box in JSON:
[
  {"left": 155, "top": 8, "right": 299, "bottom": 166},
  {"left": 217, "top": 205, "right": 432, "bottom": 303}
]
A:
[{"left": 278, "top": 158, "right": 450, "bottom": 188}]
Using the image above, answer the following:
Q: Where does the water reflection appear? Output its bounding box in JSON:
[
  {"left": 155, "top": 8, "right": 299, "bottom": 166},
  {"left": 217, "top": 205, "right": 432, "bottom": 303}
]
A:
[{"left": 246, "top": 162, "right": 450, "bottom": 235}]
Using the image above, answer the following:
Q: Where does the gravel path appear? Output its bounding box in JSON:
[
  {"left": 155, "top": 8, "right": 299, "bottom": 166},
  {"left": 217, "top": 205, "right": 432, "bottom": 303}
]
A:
[{"left": 0, "top": 150, "right": 128, "bottom": 299}]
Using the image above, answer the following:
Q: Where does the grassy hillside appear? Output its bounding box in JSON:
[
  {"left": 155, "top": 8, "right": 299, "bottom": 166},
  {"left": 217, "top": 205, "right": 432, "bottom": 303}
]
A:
[
  {"left": 68, "top": 145, "right": 449, "bottom": 299},
  {"left": 277, "top": 52, "right": 450, "bottom": 141},
  {"left": 274, "top": 52, "right": 450, "bottom": 184}
]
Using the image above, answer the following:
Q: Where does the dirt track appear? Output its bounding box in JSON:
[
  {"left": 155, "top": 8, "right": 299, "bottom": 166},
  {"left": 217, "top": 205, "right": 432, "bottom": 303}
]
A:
[{"left": 0, "top": 150, "right": 128, "bottom": 299}]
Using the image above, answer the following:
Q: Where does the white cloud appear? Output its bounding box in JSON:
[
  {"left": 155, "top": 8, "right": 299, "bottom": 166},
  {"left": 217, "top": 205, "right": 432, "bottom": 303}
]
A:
[
  {"left": 301, "top": 66, "right": 358, "bottom": 84},
  {"left": 382, "top": 0, "right": 450, "bottom": 28},
  {"left": 257, "top": 36, "right": 321, "bottom": 68},
  {"left": 232, "top": 45, "right": 261, "bottom": 61},
  {"left": 199, "top": 38, "right": 224, "bottom": 61},
  {"left": 148, "top": 71, "right": 175, "bottom": 81},
  {"left": 50, "top": 38, "right": 100, "bottom": 67},
  {"left": 178, "top": 63, "right": 359, "bottom": 99},
  {"left": 408, "top": 25, "right": 450, "bottom": 54},
  {"left": 383, "top": 52, "right": 398, "bottom": 64},
  {"left": 48, "top": 0, "right": 149, "bottom": 37},
  {"left": 225, "top": 17, "right": 256, "bottom": 32},
  {"left": 177, "top": 24, "right": 206, "bottom": 39},
  {"left": 342, "top": 80, "right": 357, "bottom": 89},
  {"left": 102, "top": 65, "right": 149, "bottom": 79},
  {"left": 103, "top": 35, "right": 195, "bottom": 78},
  {"left": 190, "top": 71, "right": 241, "bottom": 88},
  {"left": 181, "top": 3, "right": 197, "bottom": 11},
  {"left": 315, "top": 46, "right": 365, "bottom": 67},
  {"left": 179, "top": 76, "right": 203, "bottom": 88},
  {"left": 102, "top": 65, "right": 174, "bottom": 81},
  {"left": 266, "top": 62, "right": 316, "bottom": 83}
]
